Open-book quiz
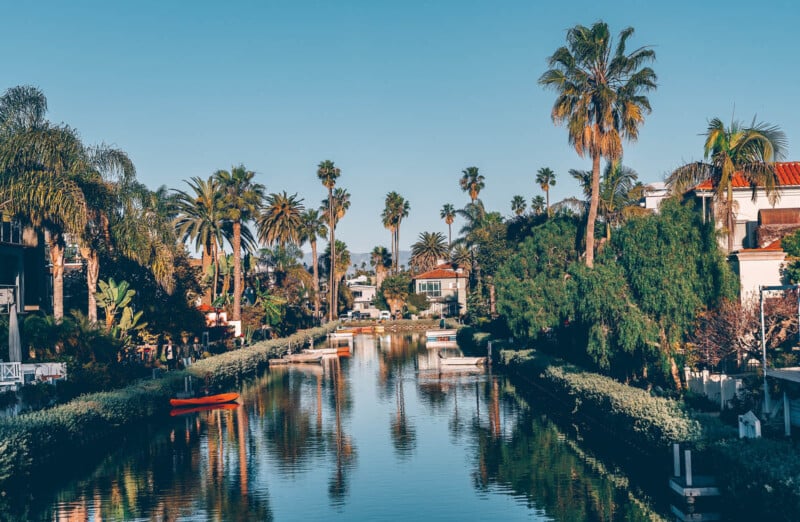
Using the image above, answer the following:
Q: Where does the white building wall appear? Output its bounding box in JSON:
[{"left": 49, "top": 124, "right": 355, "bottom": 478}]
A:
[
  {"left": 735, "top": 251, "right": 786, "bottom": 302},
  {"left": 702, "top": 187, "right": 800, "bottom": 250}
]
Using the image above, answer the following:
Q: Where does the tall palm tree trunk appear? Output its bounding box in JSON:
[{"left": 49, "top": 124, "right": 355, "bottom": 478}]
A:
[
  {"left": 328, "top": 187, "right": 335, "bottom": 321},
  {"left": 201, "top": 247, "right": 213, "bottom": 305},
  {"left": 585, "top": 154, "right": 601, "bottom": 268},
  {"left": 447, "top": 223, "right": 452, "bottom": 248},
  {"left": 213, "top": 245, "right": 220, "bottom": 303},
  {"left": 49, "top": 233, "right": 65, "bottom": 321},
  {"left": 81, "top": 246, "right": 100, "bottom": 324},
  {"left": 545, "top": 189, "right": 550, "bottom": 216},
  {"left": 233, "top": 221, "right": 242, "bottom": 321},
  {"left": 311, "top": 239, "right": 320, "bottom": 323}
]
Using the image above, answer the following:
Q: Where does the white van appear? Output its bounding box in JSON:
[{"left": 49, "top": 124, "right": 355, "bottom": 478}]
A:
[{"left": 379, "top": 310, "right": 391, "bottom": 320}]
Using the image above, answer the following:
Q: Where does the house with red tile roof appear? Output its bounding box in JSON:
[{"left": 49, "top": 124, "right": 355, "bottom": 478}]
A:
[
  {"left": 413, "top": 263, "right": 467, "bottom": 317},
  {"left": 692, "top": 162, "right": 800, "bottom": 300}
]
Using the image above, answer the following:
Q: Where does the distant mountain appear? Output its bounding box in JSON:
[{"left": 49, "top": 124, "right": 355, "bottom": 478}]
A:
[{"left": 302, "top": 250, "right": 411, "bottom": 272}]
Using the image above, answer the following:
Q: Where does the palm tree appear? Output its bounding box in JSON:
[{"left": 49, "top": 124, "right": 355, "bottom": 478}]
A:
[
  {"left": 510, "top": 195, "right": 527, "bottom": 217},
  {"left": 215, "top": 165, "right": 265, "bottom": 321},
  {"left": 535, "top": 167, "right": 556, "bottom": 215},
  {"left": 174, "top": 176, "right": 228, "bottom": 304},
  {"left": 381, "top": 192, "right": 410, "bottom": 274},
  {"left": 320, "top": 240, "right": 351, "bottom": 315},
  {"left": 0, "top": 87, "right": 85, "bottom": 321},
  {"left": 530, "top": 195, "right": 546, "bottom": 216},
  {"left": 539, "top": 21, "right": 656, "bottom": 267},
  {"left": 570, "top": 161, "right": 646, "bottom": 241},
  {"left": 410, "top": 232, "right": 448, "bottom": 272},
  {"left": 370, "top": 246, "right": 392, "bottom": 290},
  {"left": 666, "top": 117, "right": 787, "bottom": 252},
  {"left": 114, "top": 183, "right": 179, "bottom": 293},
  {"left": 299, "top": 209, "right": 327, "bottom": 322},
  {"left": 459, "top": 166, "right": 485, "bottom": 202},
  {"left": 439, "top": 203, "right": 456, "bottom": 248},
  {"left": 257, "top": 191, "right": 305, "bottom": 247},
  {"left": 317, "top": 160, "right": 341, "bottom": 321},
  {"left": 320, "top": 187, "right": 350, "bottom": 315}
]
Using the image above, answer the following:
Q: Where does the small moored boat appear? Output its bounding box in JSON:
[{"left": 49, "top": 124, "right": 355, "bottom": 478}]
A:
[
  {"left": 438, "top": 354, "right": 487, "bottom": 366},
  {"left": 170, "top": 403, "right": 240, "bottom": 416},
  {"left": 426, "top": 329, "right": 457, "bottom": 343},
  {"left": 169, "top": 392, "right": 240, "bottom": 408},
  {"left": 282, "top": 353, "right": 324, "bottom": 364}
]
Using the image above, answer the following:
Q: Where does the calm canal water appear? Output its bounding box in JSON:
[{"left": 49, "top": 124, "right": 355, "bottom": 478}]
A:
[{"left": 31, "top": 333, "right": 670, "bottom": 521}]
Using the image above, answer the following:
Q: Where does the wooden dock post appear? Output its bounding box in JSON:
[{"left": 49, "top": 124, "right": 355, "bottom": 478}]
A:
[
  {"left": 684, "top": 450, "right": 693, "bottom": 487},
  {"left": 785, "top": 392, "right": 792, "bottom": 437},
  {"left": 673, "top": 443, "right": 681, "bottom": 477}
]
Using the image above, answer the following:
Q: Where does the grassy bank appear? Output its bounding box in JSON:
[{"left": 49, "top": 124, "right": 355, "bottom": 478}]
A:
[{"left": 0, "top": 324, "right": 337, "bottom": 493}]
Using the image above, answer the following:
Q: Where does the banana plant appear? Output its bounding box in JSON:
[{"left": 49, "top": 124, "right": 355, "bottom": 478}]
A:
[{"left": 95, "top": 278, "right": 134, "bottom": 331}]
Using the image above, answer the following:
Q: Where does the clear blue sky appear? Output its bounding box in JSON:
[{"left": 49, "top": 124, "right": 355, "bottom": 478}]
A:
[{"left": 3, "top": 0, "right": 800, "bottom": 253}]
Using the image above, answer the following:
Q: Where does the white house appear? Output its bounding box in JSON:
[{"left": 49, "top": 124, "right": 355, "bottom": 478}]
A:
[
  {"left": 413, "top": 263, "right": 467, "bottom": 317},
  {"left": 692, "top": 162, "right": 800, "bottom": 301},
  {"left": 348, "top": 283, "right": 377, "bottom": 316}
]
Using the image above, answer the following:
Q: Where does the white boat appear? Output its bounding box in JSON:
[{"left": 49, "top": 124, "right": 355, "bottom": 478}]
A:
[
  {"left": 282, "top": 353, "right": 323, "bottom": 364},
  {"left": 303, "top": 347, "right": 339, "bottom": 355},
  {"left": 426, "top": 329, "right": 457, "bottom": 343},
  {"left": 438, "top": 354, "right": 487, "bottom": 366},
  {"left": 329, "top": 331, "right": 354, "bottom": 339}
]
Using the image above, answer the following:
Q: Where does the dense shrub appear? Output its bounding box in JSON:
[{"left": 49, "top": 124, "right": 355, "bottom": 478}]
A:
[
  {"left": 503, "top": 349, "right": 703, "bottom": 450},
  {"left": 0, "top": 323, "right": 337, "bottom": 493},
  {"left": 708, "top": 438, "right": 800, "bottom": 521}
]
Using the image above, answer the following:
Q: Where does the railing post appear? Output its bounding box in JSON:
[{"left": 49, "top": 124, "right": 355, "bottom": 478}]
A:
[
  {"left": 684, "top": 450, "right": 693, "bottom": 487},
  {"left": 673, "top": 443, "right": 681, "bottom": 477}
]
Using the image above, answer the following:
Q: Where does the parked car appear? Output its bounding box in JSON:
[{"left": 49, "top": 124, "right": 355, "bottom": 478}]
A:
[{"left": 379, "top": 310, "right": 391, "bottom": 320}]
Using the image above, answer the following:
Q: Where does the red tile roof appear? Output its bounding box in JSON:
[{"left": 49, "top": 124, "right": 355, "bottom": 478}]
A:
[
  {"left": 415, "top": 263, "right": 461, "bottom": 280},
  {"left": 739, "top": 239, "right": 784, "bottom": 253},
  {"left": 695, "top": 162, "right": 800, "bottom": 190}
]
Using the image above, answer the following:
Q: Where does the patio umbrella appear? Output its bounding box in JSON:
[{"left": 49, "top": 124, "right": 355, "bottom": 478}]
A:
[{"left": 8, "top": 302, "right": 21, "bottom": 362}]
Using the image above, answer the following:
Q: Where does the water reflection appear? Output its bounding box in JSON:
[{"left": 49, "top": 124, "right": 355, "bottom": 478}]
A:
[{"left": 29, "top": 333, "right": 669, "bottom": 521}]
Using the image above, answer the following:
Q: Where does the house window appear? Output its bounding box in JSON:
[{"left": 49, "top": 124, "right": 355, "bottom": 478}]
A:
[{"left": 418, "top": 280, "right": 441, "bottom": 297}]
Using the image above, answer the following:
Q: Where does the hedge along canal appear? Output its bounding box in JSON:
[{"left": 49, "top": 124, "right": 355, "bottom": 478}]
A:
[
  {"left": 0, "top": 323, "right": 338, "bottom": 494},
  {"left": 499, "top": 348, "right": 800, "bottom": 521}
]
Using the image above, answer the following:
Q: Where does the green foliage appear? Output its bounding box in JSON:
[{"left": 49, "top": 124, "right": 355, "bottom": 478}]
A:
[
  {"left": 496, "top": 200, "right": 738, "bottom": 384},
  {"left": 708, "top": 437, "right": 800, "bottom": 521},
  {"left": 380, "top": 273, "right": 411, "bottom": 316},
  {"left": 506, "top": 350, "right": 702, "bottom": 450},
  {"left": 406, "top": 292, "right": 429, "bottom": 314},
  {"left": 0, "top": 323, "right": 339, "bottom": 493},
  {"left": 95, "top": 278, "right": 148, "bottom": 344},
  {"left": 495, "top": 216, "right": 580, "bottom": 339},
  {"left": 782, "top": 230, "right": 800, "bottom": 283}
]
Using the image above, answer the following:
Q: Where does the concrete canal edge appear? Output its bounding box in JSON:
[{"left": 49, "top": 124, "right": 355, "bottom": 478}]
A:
[{"left": 0, "top": 323, "right": 338, "bottom": 494}]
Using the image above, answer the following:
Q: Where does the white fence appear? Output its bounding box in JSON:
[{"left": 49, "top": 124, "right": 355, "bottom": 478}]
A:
[
  {"left": 685, "top": 368, "right": 743, "bottom": 410},
  {"left": 0, "top": 362, "right": 67, "bottom": 389}
]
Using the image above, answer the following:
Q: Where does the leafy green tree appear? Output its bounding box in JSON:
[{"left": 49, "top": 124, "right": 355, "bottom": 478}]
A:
[
  {"left": 298, "top": 209, "right": 327, "bottom": 322},
  {"left": 459, "top": 166, "right": 485, "bottom": 202},
  {"left": 667, "top": 117, "right": 787, "bottom": 252},
  {"left": 535, "top": 167, "right": 556, "bottom": 215},
  {"left": 257, "top": 191, "right": 305, "bottom": 247},
  {"left": 440, "top": 203, "right": 456, "bottom": 247},
  {"left": 782, "top": 231, "right": 800, "bottom": 284},
  {"left": 410, "top": 231, "right": 448, "bottom": 273},
  {"left": 381, "top": 274, "right": 411, "bottom": 317},
  {"left": 320, "top": 240, "right": 351, "bottom": 314},
  {"left": 569, "top": 161, "right": 648, "bottom": 241},
  {"left": 215, "top": 165, "right": 265, "bottom": 321},
  {"left": 381, "top": 191, "right": 409, "bottom": 273},
  {"left": 174, "top": 176, "right": 229, "bottom": 304},
  {"left": 530, "top": 195, "right": 546, "bottom": 216},
  {"left": 539, "top": 21, "right": 656, "bottom": 267},
  {"left": 370, "top": 245, "right": 392, "bottom": 290},
  {"left": 317, "top": 160, "right": 341, "bottom": 321},
  {"left": 95, "top": 278, "right": 146, "bottom": 342},
  {"left": 511, "top": 195, "right": 527, "bottom": 217},
  {"left": 495, "top": 217, "right": 580, "bottom": 340}
]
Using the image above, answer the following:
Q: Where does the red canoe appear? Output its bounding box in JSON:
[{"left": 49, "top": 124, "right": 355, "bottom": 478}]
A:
[
  {"left": 170, "top": 403, "right": 240, "bottom": 416},
  {"left": 169, "top": 392, "right": 240, "bottom": 408}
]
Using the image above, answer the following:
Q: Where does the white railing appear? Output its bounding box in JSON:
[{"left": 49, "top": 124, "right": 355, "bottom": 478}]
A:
[
  {"left": 685, "top": 368, "right": 743, "bottom": 409},
  {"left": 0, "top": 362, "right": 22, "bottom": 386}
]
